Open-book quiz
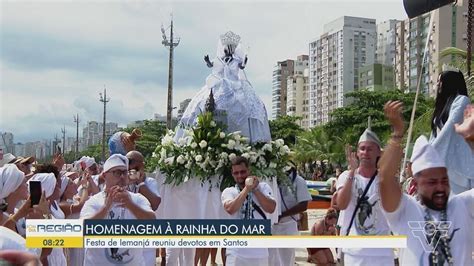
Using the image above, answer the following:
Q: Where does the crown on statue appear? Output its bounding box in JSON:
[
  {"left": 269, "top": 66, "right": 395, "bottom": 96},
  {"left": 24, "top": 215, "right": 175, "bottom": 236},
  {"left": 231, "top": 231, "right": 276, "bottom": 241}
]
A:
[
  {"left": 442, "top": 64, "right": 461, "bottom": 73},
  {"left": 220, "top": 31, "right": 241, "bottom": 47}
]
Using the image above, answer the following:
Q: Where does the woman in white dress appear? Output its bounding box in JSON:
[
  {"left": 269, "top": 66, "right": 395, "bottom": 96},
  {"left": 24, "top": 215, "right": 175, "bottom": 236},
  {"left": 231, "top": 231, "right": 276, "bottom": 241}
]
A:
[
  {"left": 430, "top": 70, "right": 474, "bottom": 194},
  {"left": 176, "top": 31, "right": 271, "bottom": 143}
]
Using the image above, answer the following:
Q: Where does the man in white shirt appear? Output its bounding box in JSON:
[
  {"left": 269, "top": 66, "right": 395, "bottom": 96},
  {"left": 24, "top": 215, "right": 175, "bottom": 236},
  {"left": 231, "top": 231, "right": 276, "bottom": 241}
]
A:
[
  {"left": 379, "top": 101, "right": 472, "bottom": 266},
  {"left": 80, "top": 154, "right": 155, "bottom": 266},
  {"left": 335, "top": 127, "right": 395, "bottom": 265},
  {"left": 126, "top": 150, "right": 161, "bottom": 266},
  {"left": 221, "top": 156, "right": 276, "bottom": 266},
  {"left": 269, "top": 163, "right": 311, "bottom": 266}
]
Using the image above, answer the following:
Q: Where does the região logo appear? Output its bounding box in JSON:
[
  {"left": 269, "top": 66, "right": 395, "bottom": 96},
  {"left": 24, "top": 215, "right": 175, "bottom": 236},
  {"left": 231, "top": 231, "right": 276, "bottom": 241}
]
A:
[{"left": 27, "top": 225, "right": 37, "bottom": 233}]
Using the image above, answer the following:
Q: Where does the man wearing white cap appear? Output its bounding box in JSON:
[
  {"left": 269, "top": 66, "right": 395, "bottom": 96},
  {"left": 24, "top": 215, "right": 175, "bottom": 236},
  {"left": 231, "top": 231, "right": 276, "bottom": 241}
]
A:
[
  {"left": 80, "top": 154, "right": 155, "bottom": 266},
  {"left": 380, "top": 100, "right": 472, "bottom": 266},
  {"left": 335, "top": 125, "right": 394, "bottom": 265}
]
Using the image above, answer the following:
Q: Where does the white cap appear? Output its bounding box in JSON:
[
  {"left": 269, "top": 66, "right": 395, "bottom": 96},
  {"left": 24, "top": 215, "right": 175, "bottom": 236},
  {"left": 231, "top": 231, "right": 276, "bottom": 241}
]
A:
[
  {"left": 410, "top": 136, "right": 446, "bottom": 176},
  {"left": 358, "top": 128, "right": 381, "bottom": 148},
  {"left": 0, "top": 153, "right": 16, "bottom": 167},
  {"left": 103, "top": 154, "right": 129, "bottom": 173}
]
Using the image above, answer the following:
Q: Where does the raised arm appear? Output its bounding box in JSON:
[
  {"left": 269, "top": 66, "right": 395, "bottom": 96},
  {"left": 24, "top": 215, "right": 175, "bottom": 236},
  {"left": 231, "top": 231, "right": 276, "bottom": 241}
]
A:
[
  {"left": 238, "top": 56, "right": 248, "bottom": 69},
  {"left": 223, "top": 186, "right": 250, "bottom": 215},
  {"left": 204, "top": 55, "right": 213, "bottom": 68},
  {"left": 336, "top": 146, "right": 358, "bottom": 210},
  {"left": 251, "top": 180, "right": 276, "bottom": 214},
  {"left": 379, "top": 100, "right": 405, "bottom": 212}
]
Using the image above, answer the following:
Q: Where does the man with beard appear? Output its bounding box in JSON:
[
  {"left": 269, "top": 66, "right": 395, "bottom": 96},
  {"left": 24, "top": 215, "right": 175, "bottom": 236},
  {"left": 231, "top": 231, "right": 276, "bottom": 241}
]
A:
[
  {"left": 335, "top": 127, "right": 395, "bottom": 265},
  {"left": 80, "top": 154, "right": 155, "bottom": 266},
  {"left": 221, "top": 156, "right": 276, "bottom": 266},
  {"left": 379, "top": 101, "right": 472, "bottom": 265}
]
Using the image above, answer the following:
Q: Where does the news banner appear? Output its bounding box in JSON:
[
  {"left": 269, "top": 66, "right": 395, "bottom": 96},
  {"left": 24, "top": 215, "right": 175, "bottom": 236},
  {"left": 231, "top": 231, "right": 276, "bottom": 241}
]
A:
[{"left": 26, "top": 219, "right": 407, "bottom": 249}]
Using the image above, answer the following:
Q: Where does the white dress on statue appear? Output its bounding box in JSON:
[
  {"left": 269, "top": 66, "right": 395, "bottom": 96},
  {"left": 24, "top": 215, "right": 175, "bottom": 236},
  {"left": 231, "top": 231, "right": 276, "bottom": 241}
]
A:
[{"left": 176, "top": 38, "right": 271, "bottom": 143}]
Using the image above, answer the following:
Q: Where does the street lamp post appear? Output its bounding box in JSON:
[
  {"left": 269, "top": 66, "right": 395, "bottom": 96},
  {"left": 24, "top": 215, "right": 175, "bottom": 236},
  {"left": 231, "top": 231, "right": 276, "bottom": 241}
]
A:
[
  {"left": 161, "top": 16, "right": 180, "bottom": 129},
  {"left": 99, "top": 88, "right": 110, "bottom": 162},
  {"left": 73, "top": 114, "right": 79, "bottom": 159}
]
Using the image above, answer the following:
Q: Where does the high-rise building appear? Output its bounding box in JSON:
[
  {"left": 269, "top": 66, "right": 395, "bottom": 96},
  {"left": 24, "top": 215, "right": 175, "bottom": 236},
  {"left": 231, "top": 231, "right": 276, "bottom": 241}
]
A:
[
  {"left": 177, "top": 99, "right": 192, "bottom": 120},
  {"left": 376, "top": 20, "right": 399, "bottom": 66},
  {"left": 359, "top": 63, "right": 395, "bottom": 91},
  {"left": 82, "top": 121, "right": 118, "bottom": 148},
  {"left": 286, "top": 55, "right": 310, "bottom": 128},
  {"left": 309, "top": 16, "right": 376, "bottom": 126},
  {"left": 394, "top": 1, "right": 471, "bottom": 96},
  {"left": 272, "top": 59, "right": 295, "bottom": 119},
  {"left": 0, "top": 132, "right": 14, "bottom": 154},
  {"left": 14, "top": 143, "right": 25, "bottom": 157}
]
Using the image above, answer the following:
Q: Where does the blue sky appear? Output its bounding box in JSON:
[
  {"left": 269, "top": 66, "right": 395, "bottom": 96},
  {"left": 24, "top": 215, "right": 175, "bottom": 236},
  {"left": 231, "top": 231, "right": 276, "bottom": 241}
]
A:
[{"left": 0, "top": 0, "right": 407, "bottom": 142}]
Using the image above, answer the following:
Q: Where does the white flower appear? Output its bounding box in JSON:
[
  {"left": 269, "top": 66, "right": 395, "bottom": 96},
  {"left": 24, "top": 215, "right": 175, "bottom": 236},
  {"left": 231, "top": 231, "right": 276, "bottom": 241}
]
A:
[
  {"left": 164, "top": 156, "right": 175, "bottom": 165},
  {"left": 160, "top": 149, "right": 167, "bottom": 160},
  {"left": 210, "top": 121, "right": 217, "bottom": 127},
  {"left": 259, "top": 157, "right": 266, "bottom": 165},
  {"left": 249, "top": 152, "right": 258, "bottom": 163},
  {"left": 269, "top": 162, "right": 277, "bottom": 168},
  {"left": 195, "top": 155, "right": 203, "bottom": 162},
  {"left": 152, "top": 152, "right": 157, "bottom": 158},
  {"left": 229, "top": 153, "right": 236, "bottom": 161},
  {"left": 280, "top": 145, "right": 290, "bottom": 154},
  {"left": 199, "top": 140, "right": 208, "bottom": 148},
  {"left": 227, "top": 139, "right": 236, "bottom": 149},
  {"left": 220, "top": 152, "right": 228, "bottom": 159},
  {"left": 262, "top": 144, "right": 272, "bottom": 152},
  {"left": 275, "top": 139, "right": 284, "bottom": 147},
  {"left": 241, "top": 152, "right": 250, "bottom": 159},
  {"left": 190, "top": 142, "right": 198, "bottom": 149},
  {"left": 185, "top": 162, "right": 193, "bottom": 169},
  {"left": 161, "top": 135, "right": 174, "bottom": 146},
  {"left": 178, "top": 138, "right": 187, "bottom": 146},
  {"left": 176, "top": 155, "right": 186, "bottom": 164},
  {"left": 233, "top": 134, "right": 240, "bottom": 141},
  {"left": 219, "top": 132, "right": 226, "bottom": 138}
]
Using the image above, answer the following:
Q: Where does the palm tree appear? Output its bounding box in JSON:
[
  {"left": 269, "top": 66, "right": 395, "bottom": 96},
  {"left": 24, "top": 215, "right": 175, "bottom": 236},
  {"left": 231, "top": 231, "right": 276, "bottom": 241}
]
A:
[
  {"left": 293, "top": 127, "right": 345, "bottom": 173},
  {"left": 439, "top": 47, "right": 474, "bottom": 99}
]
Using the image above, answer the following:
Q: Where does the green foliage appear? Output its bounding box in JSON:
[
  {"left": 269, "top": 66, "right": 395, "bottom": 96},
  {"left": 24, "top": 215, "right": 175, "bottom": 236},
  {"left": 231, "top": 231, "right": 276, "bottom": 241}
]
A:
[
  {"left": 269, "top": 115, "right": 304, "bottom": 147},
  {"left": 324, "top": 89, "right": 433, "bottom": 145},
  {"left": 293, "top": 126, "right": 345, "bottom": 168}
]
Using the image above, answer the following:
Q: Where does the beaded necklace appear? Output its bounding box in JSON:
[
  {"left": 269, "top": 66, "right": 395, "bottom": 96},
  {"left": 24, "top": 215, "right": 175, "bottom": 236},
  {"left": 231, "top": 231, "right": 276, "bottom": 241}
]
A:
[
  {"left": 424, "top": 207, "right": 453, "bottom": 266},
  {"left": 235, "top": 184, "right": 253, "bottom": 219}
]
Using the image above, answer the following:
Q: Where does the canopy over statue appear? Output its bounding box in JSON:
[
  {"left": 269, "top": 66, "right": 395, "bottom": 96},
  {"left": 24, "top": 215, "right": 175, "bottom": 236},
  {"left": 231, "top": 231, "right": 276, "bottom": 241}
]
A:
[{"left": 176, "top": 31, "right": 271, "bottom": 143}]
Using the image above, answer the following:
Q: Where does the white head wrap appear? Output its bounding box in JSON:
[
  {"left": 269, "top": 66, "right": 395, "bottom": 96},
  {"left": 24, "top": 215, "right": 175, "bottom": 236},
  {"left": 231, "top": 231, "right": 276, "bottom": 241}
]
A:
[
  {"left": 358, "top": 128, "right": 382, "bottom": 148},
  {"left": 0, "top": 226, "right": 27, "bottom": 251},
  {"left": 29, "top": 173, "right": 57, "bottom": 198},
  {"left": 103, "top": 154, "right": 129, "bottom": 173},
  {"left": 0, "top": 164, "right": 25, "bottom": 202},
  {"left": 410, "top": 135, "right": 446, "bottom": 176},
  {"left": 76, "top": 156, "right": 96, "bottom": 170},
  {"left": 0, "top": 153, "right": 16, "bottom": 167}
]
